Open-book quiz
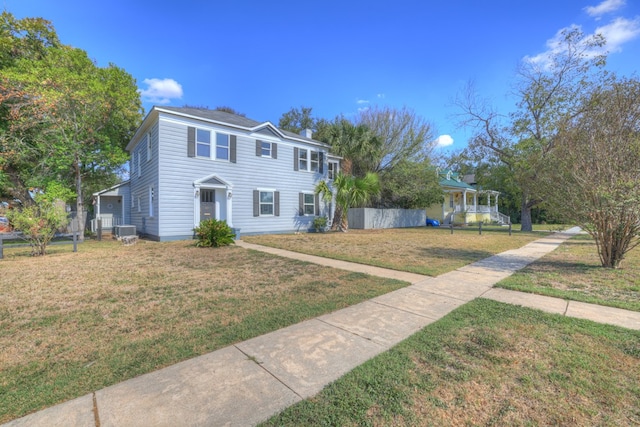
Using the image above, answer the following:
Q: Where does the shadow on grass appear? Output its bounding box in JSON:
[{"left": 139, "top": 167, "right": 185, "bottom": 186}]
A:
[{"left": 417, "top": 246, "right": 495, "bottom": 263}]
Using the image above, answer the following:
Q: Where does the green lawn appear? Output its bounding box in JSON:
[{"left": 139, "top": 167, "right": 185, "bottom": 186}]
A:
[
  {"left": 261, "top": 299, "right": 640, "bottom": 426},
  {"left": 496, "top": 233, "right": 640, "bottom": 312}
]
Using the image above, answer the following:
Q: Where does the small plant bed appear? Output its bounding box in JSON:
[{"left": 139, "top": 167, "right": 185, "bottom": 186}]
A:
[
  {"left": 496, "top": 233, "right": 640, "bottom": 312},
  {"left": 0, "top": 240, "right": 407, "bottom": 423},
  {"left": 243, "top": 227, "right": 546, "bottom": 276},
  {"left": 261, "top": 299, "right": 640, "bottom": 426}
]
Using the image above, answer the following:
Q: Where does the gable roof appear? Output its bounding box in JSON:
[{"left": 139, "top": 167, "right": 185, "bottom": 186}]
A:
[
  {"left": 438, "top": 169, "right": 476, "bottom": 191},
  {"left": 127, "top": 106, "right": 330, "bottom": 151}
]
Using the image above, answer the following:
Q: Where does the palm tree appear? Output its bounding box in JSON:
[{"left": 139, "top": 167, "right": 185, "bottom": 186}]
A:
[{"left": 315, "top": 172, "right": 380, "bottom": 232}]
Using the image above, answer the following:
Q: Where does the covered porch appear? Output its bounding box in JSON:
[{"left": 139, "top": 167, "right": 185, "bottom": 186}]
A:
[{"left": 91, "top": 182, "right": 130, "bottom": 233}]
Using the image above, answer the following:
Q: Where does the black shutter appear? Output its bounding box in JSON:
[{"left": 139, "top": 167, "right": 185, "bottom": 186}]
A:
[
  {"left": 187, "top": 127, "right": 195, "bottom": 157},
  {"left": 319, "top": 152, "right": 324, "bottom": 173},
  {"left": 256, "top": 140, "right": 261, "bottom": 156},
  {"left": 253, "top": 190, "right": 259, "bottom": 217},
  {"left": 315, "top": 194, "right": 320, "bottom": 216},
  {"left": 299, "top": 193, "right": 304, "bottom": 216},
  {"left": 293, "top": 148, "right": 299, "bottom": 171},
  {"left": 274, "top": 191, "right": 280, "bottom": 216},
  {"left": 230, "top": 135, "right": 237, "bottom": 163},
  {"left": 272, "top": 143, "right": 277, "bottom": 159}
]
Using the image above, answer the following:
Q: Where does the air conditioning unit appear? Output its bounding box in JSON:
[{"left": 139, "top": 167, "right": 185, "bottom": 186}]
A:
[{"left": 114, "top": 225, "right": 136, "bottom": 238}]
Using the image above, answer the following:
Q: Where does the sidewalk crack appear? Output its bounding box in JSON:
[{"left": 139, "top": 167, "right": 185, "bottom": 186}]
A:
[{"left": 92, "top": 392, "right": 101, "bottom": 427}]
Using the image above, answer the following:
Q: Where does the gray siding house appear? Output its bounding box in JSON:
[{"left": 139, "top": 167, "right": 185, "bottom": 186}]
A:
[{"left": 93, "top": 106, "right": 339, "bottom": 241}]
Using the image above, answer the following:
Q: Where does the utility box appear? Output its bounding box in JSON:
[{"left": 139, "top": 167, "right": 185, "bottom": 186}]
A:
[{"left": 114, "top": 225, "right": 136, "bottom": 238}]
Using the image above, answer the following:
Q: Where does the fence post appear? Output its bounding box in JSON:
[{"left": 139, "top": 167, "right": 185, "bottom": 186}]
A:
[
  {"left": 450, "top": 223, "right": 453, "bottom": 235},
  {"left": 509, "top": 221, "right": 512, "bottom": 236},
  {"left": 0, "top": 235, "right": 3, "bottom": 259},
  {"left": 72, "top": 219, "right": 78, "bottom": 253},
  {"left": 479, "top": 221, "right": 482, "bottom": 235},
  {"left": 97, "top": 218, "right": 102, "bottom": 241}
]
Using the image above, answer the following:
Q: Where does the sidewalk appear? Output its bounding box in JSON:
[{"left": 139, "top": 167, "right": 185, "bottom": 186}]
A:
[{"left": 5, "top": 227, "right": 640, "bottom": 426}]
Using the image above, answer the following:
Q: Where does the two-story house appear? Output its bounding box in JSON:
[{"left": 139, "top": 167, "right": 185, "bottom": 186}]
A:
[{"left": 92, "top": 106, "right": 340, "bottom": 241}]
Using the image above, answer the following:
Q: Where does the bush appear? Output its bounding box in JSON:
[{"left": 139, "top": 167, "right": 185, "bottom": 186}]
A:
[
  {"left": 7, "top": 197, "right": 69, "bottom": 256},
  {"left": 194, "top": 219, "right": 235, "bottom": 247},
  {"left": 313, "top": 216, "right": 328, "bottom": 232}
]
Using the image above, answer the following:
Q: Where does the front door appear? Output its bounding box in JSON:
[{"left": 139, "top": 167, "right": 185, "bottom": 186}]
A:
[{"left": 200, "top": 189, "right": 215, "bottom": 221}]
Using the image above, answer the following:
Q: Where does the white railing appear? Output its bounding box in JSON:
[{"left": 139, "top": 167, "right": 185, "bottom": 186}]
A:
[
  {"left": 90, "top": 216, "right": 122, "bottom": 232},
  {"left": 454, "top": 205, "right": 499, "bottom": 214},
  {"left": 492, "top": 212, "right": 510, "bottom": 225}
]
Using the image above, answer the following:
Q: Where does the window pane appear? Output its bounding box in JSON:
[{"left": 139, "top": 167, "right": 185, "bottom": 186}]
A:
[
  {"left": 310, "top": 151, "right": 319, "bottom": 172},
  {"left": 216, "top": 133, "right": 229, "bottom": 147},
  {"left": 261, "top": 141, "right": 271, "bottom": 157},
  {"left": 260, "top": 204, "right": 273, "bottom": 215},
  {"left": 216, "top": 146, "right": 229, "bottom": 160},
  {"left": 260, "top": 192, "right": 273, "bottom": 203},
  {"left": 304, "top": 193, "right": 314, "bottom": 204},
  {"left": 197, "top": 144, "right": 210, "bottom": 157},
  {"left": 197, "top": 129, "right": 210, "bottom": 143}
]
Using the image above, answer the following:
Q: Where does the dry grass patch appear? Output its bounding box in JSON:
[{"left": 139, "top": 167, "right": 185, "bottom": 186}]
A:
[
  {"left": 243, "top": 227, "right": 545, "bottom": 276},
  {"left": 0, "top": 239, "right": 407, "bottom": 423},
  {"left": 497, "top": 233, "right": 640, "bottom": 311}
]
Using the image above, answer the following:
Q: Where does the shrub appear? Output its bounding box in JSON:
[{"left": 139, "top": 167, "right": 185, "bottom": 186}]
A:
[
  {"left": 194, "top": 219, "right": 235, "bottom": 247},
  {"left": 313, "top": 216, "right": 328, "bottom": 232},
  {"left": 7, "top": 196, "right": 69, "bottom": 256}
]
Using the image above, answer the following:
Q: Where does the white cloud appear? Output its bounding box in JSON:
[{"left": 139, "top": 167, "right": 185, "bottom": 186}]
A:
[
  {"left": 435, "top": 135, "right": 454, "bottom": 148},
  {"left": 585, "top": 0, "right": 625, "bottom": 19},
  {"left": 356, "top": 99, "right": 370, "bottom": 105},
  {"left": 596, "top": 17, "right": 640, "bottom": 52},
  {"left": 139, "top": 78, "right": 183, "bottom": 104},
  {"left": 377, "top": 93, "right": 386, "bottom": 99}
]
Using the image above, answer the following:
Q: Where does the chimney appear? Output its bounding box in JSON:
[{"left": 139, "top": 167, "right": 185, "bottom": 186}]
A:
[{"left": 300, "top": 128, "right": 313, "bottom": 138}]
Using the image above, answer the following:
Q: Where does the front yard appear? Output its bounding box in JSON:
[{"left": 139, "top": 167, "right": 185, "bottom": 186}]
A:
[
  {"left": 1, "top": 227, "right": 638, "bottom": 424},
  {"left": 243, "top": 226, "right": 546, "bottom": 276}
]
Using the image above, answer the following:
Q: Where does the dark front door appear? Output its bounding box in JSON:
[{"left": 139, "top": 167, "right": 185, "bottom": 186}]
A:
[{"left": 200, "top": 189, "right": 215, "bottom": 220}]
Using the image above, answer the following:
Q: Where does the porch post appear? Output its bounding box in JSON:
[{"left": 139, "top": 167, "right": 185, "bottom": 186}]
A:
[
  {"left": 226, "top": 188, "right": 233, "bottom": 227},
  {"left": 494, "top": 194, "right": 499, "bottom": 211},
  {"left": 487, "top": 193, "right": 491, "bottom": 211},
  {"left": 473, "top": 193, "right": 477, "bottom": 210}
]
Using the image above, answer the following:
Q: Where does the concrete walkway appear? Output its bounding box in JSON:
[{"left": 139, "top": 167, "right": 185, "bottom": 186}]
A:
[{"left": 5, "top": 227, "right": 640, "bottom": 426}]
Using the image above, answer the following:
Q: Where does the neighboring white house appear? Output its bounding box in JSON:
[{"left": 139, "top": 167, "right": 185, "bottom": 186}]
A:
[{"left": 92, "top": 106, "right": 339, "bottom": 241}]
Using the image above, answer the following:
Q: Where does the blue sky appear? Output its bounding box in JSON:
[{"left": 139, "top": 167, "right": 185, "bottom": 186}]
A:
[{"left": 7, "top": 0, "right": 640, "bottom": 151}]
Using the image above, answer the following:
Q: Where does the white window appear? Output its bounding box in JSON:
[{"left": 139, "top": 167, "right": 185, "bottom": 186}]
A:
[
  {"left": 196, "top": 129, "right": 211, "bottom": 157},
  {"left": 149, "top": 186, "right": 154, "bottom": 217},
  {"left": 298, "top": 149, "right": 308, "bottom": 171},
  {"left": 297, "top": 148, "right": 321, "bottom": 172},
  {"left": 131, "top": 194, "right": 135, "bottom": 208},
  {"left": 259, "top": 191, "right": 274, "bottom": 216},
  {"left": 137, "top": 147, "right": 142, "bottom": 177},
  {"left": 216, "top": 133, "right": 229, "bottom": 161},
  {"left": 328, "top": 161, "right": 339, "bottom": 180},
  {"left": 261, "top": 141, "right": 272, "bottom": 157},
  {"left": 310, "top": 151, "right": 319, "bottom": 172},
  {"left": 146, "top": 132, "right": 152, "bottom": 161},
  {"left": 137, "top": 196, "right": 141, "bottom": 213},
  {"left": 303, "top": 193, "right": 315, "bottom": 215}
]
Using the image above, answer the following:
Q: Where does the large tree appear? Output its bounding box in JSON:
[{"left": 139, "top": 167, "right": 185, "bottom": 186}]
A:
[
  {"left": 1, "top": 12, "right": 143, "bottom": 235},
  {"left": 541, "top": 75, "right": 640, "bottom": 268},
  {"left": 0, "top": 12, "right": 60, "bottom": 203},
  {"left": 356, "top": 105, "right": 436, "bottom": 173},
  {"left": 378, "top": 159, "right": 442, "bottom": 209},
  {"left": 457, "top": 28, "right": 606, "bottom": 231}
]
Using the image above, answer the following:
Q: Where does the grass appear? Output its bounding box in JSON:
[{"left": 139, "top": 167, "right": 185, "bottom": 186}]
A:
[
  {"left": 496, "top": 233, "right": 640, "bottom": 312},
  {"left": 243, "top": 226, "right": 547, "bottom": 276},
  {"left": 260, "top": 298, "right": 640, "bottom": 426},
  {"left": 0, "top": 239, "right": 407, "bottom": 423}
]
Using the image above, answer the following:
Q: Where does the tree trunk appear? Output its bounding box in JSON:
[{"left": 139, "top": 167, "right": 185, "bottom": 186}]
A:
[
  {"left": 74, "top": 158, "right": 85, "bottom": 241},
  {"left": 520, "top": 194, "right": 533, "bottom": 232}
]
